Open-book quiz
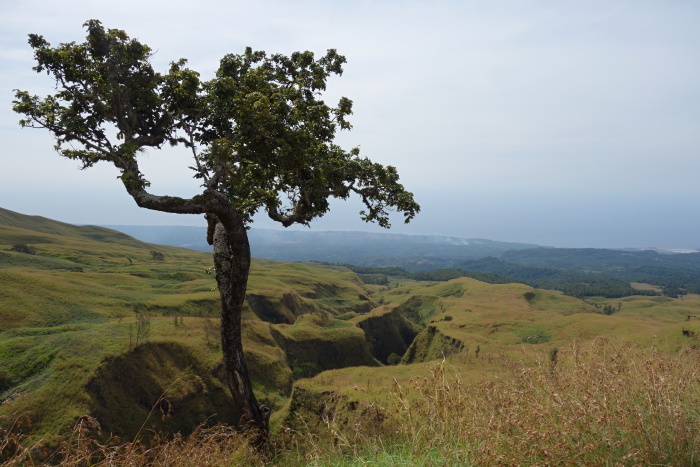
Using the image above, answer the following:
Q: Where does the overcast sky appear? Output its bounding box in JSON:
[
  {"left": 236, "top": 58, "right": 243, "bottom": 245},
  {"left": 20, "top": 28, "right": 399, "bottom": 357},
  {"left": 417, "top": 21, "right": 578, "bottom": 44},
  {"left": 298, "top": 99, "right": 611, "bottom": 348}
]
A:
[{"left": 1, "top": 0, "right": 699, "bottom": 248}]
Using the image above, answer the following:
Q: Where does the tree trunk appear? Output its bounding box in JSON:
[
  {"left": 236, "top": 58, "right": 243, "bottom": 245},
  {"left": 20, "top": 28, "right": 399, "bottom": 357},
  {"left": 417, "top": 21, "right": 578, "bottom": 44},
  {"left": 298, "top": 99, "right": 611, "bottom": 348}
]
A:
[{"left": 209, "top": 214, "right": 270, "bottom": 445}]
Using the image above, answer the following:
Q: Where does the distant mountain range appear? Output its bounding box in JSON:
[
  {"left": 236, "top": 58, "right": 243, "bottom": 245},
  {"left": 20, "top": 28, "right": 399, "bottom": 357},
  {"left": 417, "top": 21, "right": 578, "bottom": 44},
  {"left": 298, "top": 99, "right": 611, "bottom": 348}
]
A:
[
  {"left": 101, "top": 225, "right": 541, "bottom": 270},
  {"left": 3, "top": 205, "right": 699, "bottom": 299},
  {"left": 101, "top": 223, "right": 700, "bottom": 298}
]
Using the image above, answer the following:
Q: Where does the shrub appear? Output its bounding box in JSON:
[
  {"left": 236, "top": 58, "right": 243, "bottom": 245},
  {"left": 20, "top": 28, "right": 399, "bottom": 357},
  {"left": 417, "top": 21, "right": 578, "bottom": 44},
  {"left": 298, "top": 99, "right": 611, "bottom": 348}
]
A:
[
  {"left": 386, "top": 353, "right": 401, "bottom": 365},
  {"left": 9, "top": 244, "right": 36, "bottom": 255},
  {"left": 150, "top": 251, "right": 165, "bottom": 262},
  {"left": 292, "top": 362, "right": 321, "bottom": 379}
]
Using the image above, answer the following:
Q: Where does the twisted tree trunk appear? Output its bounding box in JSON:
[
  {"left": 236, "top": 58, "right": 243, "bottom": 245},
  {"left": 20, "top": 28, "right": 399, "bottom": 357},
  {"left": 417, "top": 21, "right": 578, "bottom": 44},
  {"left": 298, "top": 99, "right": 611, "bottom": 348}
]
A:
[
  {"left": 116, "top": 163, "right": 271, "bottom": 444},
  {"left": 207, "top": 213, "right": 270, "bottom": 445}
]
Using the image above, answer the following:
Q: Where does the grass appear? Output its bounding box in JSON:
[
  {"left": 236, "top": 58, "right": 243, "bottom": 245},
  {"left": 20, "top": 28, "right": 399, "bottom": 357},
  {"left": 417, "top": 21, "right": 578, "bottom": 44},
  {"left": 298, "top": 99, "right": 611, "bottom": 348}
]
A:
[
  {"left": 3, "top": 339, "right": 698, "bottom": 465},
  {"left": 630, "top": 282, "right": 664, "bottom": 293},
  {"left": 380, "top": 277, "right": 700, "bottom": 365},
  {"left": 272, "top": 312, "right": 380, "bottom": 374},
  {"left": 3, "top": 207, "right": 700, "bottom": 464},
  {"left": 0, "top": 214, "right": 384, "bottom": 441}
]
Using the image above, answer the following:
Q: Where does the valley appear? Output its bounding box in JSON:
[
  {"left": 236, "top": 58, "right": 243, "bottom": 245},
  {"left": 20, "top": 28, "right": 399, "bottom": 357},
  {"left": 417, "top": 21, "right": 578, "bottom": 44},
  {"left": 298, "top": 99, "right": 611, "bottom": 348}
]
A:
[{"left": 1, "top": 207, "right": 699, "bottom": 464}]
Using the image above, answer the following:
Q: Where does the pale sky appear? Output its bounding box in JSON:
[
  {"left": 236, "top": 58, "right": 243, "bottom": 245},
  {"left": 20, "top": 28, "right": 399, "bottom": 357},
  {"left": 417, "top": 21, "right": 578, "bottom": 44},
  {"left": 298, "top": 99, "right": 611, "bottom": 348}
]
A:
[{"left": 1, "top": 0, "right": 699, "bottom": 248}]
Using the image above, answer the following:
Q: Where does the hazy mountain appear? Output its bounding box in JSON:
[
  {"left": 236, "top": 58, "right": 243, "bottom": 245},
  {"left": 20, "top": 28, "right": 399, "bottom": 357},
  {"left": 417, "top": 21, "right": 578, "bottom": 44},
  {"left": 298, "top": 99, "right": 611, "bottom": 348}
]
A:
[{"left": 101, "top": 225, "right": 542, "bottom": 270}]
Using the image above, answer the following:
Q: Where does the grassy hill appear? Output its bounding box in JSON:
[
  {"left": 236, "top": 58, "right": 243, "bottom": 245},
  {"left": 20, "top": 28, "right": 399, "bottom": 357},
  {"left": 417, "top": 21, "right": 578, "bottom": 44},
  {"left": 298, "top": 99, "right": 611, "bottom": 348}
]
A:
[
  {"left": 1, "top": 207, "right": 699, "bottom": 465},
  {"left": 0, "top": 207, "right": 153, "bottom": 250},
  {"left": 0, "top": 208, "right": 380, "bottom": 440}
]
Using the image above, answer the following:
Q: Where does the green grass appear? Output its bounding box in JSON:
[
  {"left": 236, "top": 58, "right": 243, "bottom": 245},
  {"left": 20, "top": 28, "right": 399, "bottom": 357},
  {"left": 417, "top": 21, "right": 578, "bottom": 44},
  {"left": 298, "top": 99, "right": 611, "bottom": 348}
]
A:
[
  {"left": 0, "top": 210, "right": 384, "bottom": 440},
  {"left": 3, "top": 206, "right": 700, "bottom": 464}
]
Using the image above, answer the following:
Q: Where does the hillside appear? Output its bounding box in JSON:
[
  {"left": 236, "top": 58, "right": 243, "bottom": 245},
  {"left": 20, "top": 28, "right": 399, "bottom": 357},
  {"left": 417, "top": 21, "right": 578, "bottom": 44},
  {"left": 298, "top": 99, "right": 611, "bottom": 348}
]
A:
[
  {"left": 2, "top": 207, "right": 699, "bottom": 464},
  {"left": 0, "top": 207, "right": 153, "bottom": 250},
  {"left": 0, "top": 209, "right": 383, "bottom": 439},
  {"left": 461, "top": 248, "right": 700, "bottom": 296}
]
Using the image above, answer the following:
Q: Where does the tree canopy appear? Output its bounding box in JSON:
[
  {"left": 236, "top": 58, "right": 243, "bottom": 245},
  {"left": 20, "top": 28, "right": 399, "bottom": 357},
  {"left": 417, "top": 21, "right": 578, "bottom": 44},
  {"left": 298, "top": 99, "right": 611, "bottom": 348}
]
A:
[{"left": 14, "top": 19, "right": 419, "bottom": 227}]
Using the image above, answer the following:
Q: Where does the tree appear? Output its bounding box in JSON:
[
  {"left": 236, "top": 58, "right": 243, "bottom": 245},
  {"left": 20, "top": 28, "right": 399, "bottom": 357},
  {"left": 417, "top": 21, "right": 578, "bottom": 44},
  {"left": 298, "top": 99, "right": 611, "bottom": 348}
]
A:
[
  {"left": 13, "top": 20, "right": 419, "bottom": 444},
  {"left": 150, "top": 250, "right": 165, "bottom": 262},
  {"left": 9, "top": 244, "right": 37, "bottom": 255}
]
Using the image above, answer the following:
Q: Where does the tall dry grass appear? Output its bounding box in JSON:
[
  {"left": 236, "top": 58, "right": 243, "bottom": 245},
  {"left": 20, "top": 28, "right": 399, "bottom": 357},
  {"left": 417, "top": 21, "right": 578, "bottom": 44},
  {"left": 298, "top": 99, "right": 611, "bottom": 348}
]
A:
[
  {"left": 1, "top": 416, "right": 262, "bottom": 466},
  {"left": 2, "top": 337, "right": 699, "bottom": 465},
  {"left": 388, "top": 337, "right": 700, "bottom": 465}
]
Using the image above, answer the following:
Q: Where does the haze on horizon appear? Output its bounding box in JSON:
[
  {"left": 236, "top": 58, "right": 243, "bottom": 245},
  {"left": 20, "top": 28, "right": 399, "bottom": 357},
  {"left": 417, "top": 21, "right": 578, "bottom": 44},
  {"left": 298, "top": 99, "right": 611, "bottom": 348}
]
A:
[{"left": 1, "top": 1, "right": 698, "bottom": 250}]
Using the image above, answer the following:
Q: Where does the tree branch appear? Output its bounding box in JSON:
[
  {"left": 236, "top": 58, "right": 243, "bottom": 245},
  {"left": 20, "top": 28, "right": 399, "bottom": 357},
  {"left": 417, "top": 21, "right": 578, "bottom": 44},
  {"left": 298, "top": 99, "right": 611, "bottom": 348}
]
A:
[{"left": 113, "top": 153, "right": 223, "bottom": 215}]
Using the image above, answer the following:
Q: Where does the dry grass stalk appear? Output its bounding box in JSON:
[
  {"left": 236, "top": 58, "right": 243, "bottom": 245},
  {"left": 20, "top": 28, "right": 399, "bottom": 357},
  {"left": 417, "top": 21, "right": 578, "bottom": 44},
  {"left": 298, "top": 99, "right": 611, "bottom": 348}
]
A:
[{"left": 387, "top": 337, "right": 700, "bottom": 465}]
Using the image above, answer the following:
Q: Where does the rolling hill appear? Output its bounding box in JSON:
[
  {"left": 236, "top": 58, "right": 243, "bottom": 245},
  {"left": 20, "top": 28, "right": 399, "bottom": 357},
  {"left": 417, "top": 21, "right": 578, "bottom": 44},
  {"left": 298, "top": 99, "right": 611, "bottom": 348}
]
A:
[{"left": 1, "top": 207, "right": 699, "bottom": 464}]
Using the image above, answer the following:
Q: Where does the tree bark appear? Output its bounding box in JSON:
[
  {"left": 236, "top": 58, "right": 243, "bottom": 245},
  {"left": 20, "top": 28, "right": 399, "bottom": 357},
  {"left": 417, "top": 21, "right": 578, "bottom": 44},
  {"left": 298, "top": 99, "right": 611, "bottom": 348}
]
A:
[
  {"left": 208, "top": 213, "right": 270, "bottom": 445},
  {"left": 115, "top": 158, "right": 270, "bottom": 444}
]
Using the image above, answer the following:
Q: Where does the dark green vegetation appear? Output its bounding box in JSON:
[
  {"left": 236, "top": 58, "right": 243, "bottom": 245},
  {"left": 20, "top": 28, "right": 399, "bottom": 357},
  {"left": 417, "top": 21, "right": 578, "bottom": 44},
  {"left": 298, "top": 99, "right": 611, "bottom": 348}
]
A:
[
  {"left": 458, "top": 248, "right": 700, "bottom": 298},
  {"left": 2, "top": 208, "right": 700, "bottom": 464},
  {"left": 330, "top": 250, "right": 700, "bottom": 299}
]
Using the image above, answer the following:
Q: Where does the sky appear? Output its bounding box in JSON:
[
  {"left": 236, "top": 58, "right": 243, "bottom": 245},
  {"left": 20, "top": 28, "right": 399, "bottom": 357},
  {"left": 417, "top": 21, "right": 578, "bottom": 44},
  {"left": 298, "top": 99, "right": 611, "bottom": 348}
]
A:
[{"left": 1, "top": 0, "right": 699, "bottom": 249}]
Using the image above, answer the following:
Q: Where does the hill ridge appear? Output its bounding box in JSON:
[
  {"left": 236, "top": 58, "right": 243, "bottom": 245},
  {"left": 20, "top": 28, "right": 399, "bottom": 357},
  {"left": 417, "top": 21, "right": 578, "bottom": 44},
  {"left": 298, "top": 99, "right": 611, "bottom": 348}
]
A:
[{"left": 0, "top": 207, "right": 153, "bottom": 249}]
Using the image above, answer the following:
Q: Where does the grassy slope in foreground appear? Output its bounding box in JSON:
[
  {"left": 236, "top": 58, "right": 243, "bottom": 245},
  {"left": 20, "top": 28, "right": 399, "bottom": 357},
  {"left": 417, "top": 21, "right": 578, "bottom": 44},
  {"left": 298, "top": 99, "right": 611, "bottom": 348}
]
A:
[{"left": 0, "top": 210, "right": 378, "bottom": 440}]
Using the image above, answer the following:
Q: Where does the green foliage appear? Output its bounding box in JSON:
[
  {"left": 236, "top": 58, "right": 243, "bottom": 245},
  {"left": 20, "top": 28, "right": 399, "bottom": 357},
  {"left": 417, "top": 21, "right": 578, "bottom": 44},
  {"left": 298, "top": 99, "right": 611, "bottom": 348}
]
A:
[
  {"left": 13, "top": 21, "right": 419, "bottom": 440},
  {"left": 9, "top": 244, "right": 37, "bottom": 255},
  {"left": 386, "top": 352, "right": 401, "bottom": 365},
  {"left": 601, "top": 302, "right": 622, "bottom": 315},
  {"left": 292, "top": 361, "right": 321, "bottom": 379},
  {"left": 328, "top": 247, "right": 700, "bottom": 300},
  {"left": 458, "top": 256, "right": 642, "bottom": 298},
  {"left": 356, "top": 273, "right": 389, "bottom": 285},
  {"left": 496, "top": 248, "right": 700, "bottom": 296},
  {"left": 135, "top": 309, "right": 151, "bottom": 346},
  {"left": 150, "top": 250, "right": 165, "bottom": 262}
]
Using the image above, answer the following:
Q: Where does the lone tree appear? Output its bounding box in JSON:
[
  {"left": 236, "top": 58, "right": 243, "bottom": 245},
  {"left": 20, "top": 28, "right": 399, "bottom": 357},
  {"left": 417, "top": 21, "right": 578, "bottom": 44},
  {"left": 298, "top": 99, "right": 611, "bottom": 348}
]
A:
[{"left": 13, "top": 20, "right": 419, "bottom": 443}]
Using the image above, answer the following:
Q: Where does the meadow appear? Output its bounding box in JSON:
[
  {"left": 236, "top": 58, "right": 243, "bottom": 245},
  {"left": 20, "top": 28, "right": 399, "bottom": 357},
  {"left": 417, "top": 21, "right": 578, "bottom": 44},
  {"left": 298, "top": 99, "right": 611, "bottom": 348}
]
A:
[{"left": 1, "top": 207, "right": 699, "bottom": 465}]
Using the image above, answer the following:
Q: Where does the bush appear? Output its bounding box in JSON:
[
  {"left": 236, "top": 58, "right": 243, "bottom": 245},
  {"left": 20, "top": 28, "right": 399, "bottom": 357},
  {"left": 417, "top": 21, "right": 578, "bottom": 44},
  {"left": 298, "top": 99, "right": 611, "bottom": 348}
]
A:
[
  {"left": 386, "top": 352, "right": 401, "bottom": 365},
  {"left": 601, "top": 302, "right": 623, "bottom": 315},
  {"left": 150, "top": 250, "right": 165, "bottom": 261},
  {"left": 292, "top": 362, "right": 321, "bottom": 379},
  {"left": 9, "top": 244, "right": 36, "bottom": 255}
]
